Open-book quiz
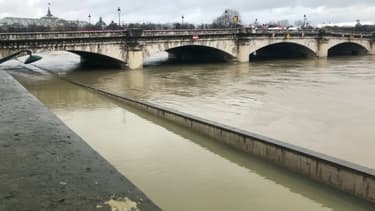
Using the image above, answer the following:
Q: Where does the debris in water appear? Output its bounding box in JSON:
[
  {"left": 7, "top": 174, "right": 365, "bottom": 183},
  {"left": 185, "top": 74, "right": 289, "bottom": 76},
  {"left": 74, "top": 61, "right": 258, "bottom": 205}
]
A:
[{"left": 104, "top": 197, "right": 139, "bottom": 211}]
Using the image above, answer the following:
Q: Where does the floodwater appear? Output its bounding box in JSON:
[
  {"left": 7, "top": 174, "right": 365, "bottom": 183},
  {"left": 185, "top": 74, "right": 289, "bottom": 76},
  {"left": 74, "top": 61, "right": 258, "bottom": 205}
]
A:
[
  {"left": 13, "top": 72, "right": 375, "bottom": 211},
  {"left": 38, "top": 53, "right": 375, "bottom": 169},
  {"left": 4, "top": 51, "right": 374, "bottom": 210}
]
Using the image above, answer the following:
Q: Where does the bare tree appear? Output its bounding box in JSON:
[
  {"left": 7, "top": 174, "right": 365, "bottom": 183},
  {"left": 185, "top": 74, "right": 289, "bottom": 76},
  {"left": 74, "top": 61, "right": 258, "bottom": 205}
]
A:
[{"left": 277, "top": 20, "right": 289, "bottom": 27}]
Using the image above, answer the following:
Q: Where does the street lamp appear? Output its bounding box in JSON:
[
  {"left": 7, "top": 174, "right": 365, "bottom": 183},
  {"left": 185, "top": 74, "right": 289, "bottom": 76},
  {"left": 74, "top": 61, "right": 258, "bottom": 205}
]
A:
[
  {"left": 88, "top": 14, "right": 91, "bottom": 25},
  {"left": 225, "top": 10, "right": 228, "bottom": 27},
  {"left": 181, "top": 15, "right": 184, "bottom": 25},
  {"left": 117, "top": 7, "right": 121, "bottom": 27},
  {"left": 0, "top": 50, "right": 42, "bottom": 65}
]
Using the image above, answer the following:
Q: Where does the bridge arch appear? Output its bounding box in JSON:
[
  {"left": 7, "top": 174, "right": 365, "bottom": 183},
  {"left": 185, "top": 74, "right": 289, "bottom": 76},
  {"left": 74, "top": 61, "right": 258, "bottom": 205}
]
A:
[
  {"left": 327, "top": 41, "right": 369, "bottom": 57},
  {"left": 143, "top": 39, "right": 237, "bottom": 63},
  {"left": 68, "top": 50, "right": 126, "bottom": 68},
  {"left": 248, "top": 40, "right": 317, "bottom": 61},
  {"left": 165, "top": 45, "right": 234, "bottom": 62}
]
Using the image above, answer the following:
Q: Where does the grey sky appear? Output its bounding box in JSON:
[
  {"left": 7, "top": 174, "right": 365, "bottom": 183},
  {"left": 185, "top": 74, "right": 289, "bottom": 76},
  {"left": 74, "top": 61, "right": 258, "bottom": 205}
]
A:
[{"left": 0, "top": 0, "right": 374, "bottom": 25}]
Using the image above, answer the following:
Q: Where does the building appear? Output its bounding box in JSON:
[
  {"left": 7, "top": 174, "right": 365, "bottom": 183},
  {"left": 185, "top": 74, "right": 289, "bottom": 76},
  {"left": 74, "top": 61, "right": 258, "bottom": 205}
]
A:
[{"left": 0, "top": 6, "right": 88, "bottom": 29}]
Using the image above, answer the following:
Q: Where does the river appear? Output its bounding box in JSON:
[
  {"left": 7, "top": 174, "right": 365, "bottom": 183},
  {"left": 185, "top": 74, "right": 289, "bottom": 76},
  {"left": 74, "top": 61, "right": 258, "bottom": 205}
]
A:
[
  {"left": 5, "top": 52, "right": 375, "bottom": 210},
  {"left": 39, "top": 52, "right": 375, "bottom": 169},
  {"left": 12, "top": 72, "right": 374, "bottom": 211}
]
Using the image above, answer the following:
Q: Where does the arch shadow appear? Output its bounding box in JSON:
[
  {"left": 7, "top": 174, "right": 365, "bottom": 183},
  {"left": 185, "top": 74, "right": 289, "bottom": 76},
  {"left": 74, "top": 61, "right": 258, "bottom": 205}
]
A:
[
  {"left": 250, "top": 42, "right": 316, "bottom": 62},
  {"left": 68, "top": 50, "right": 125, "bottom": 69},
  {"left": 328, "top": 42, "right": 368, "bottom": 57},
  {"left": 146, "top": 45, "right": 235, "bottom": 65}
]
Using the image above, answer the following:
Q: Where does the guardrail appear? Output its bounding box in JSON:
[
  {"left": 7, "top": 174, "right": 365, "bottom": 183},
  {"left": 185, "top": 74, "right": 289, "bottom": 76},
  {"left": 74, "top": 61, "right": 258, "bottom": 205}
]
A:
[
  {"left": 239, "top": 28, "right": 373, "bottom": 39},
  {"left": 0, "top": 29, "right": 237, "bottom": 40},
  {"left": 0, "top": 30, "right": 127, "bottom": 40},
  {"left": 323, "top": 31, "right": 373, "bottom": 39},
  {"left": 0, "top": 28, "right": 372, "bottom": 41},
  {"left": 142, "top": 29, "right": 237, "bottom": 36}
]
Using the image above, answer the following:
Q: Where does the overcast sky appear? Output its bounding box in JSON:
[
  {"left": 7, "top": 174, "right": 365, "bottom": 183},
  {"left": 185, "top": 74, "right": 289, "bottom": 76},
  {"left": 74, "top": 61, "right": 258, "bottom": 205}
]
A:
[{"left": 0, "top": 0, "right": 374, "bottom": 25}]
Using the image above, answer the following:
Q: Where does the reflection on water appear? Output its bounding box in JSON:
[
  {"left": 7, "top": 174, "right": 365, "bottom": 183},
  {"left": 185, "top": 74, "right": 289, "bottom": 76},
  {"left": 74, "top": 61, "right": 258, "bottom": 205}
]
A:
[
  {"left": 14, "top": 74, "right": 374, "bottom": 211},
  {"left": 51, "top": 55, "right": 375, "bottom": 169}
]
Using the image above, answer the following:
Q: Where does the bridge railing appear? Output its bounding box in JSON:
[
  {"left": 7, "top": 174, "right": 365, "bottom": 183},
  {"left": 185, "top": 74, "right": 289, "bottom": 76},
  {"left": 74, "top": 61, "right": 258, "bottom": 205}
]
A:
[
  {"left": 238, "top": 29, "right": 319, "bottom": 38},
  {"left": 0, "top": 29, "right": 237, "bottom": 40},
  {"left": 237, "top": 28, "right": 373, "bottom": 39},
  {"left": 142, "top": 29, "right": 237, "bottom": 36},
  {"left": 0, "top": 30, "right": 127, "bottom": 40},
  {"left": 0, "top": 29, "right": 372, "bottom": 41},
  {"left": 322, "top": 31, "right": 373, "bottom": 39}
]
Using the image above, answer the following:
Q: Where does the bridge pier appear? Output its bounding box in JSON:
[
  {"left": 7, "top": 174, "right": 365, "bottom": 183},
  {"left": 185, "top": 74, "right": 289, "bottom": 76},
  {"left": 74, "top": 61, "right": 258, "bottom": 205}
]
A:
[
  {"left": 237, "top": 44, "right": 250, "bottom": 63},
  {"left": 127, "top": 46, "right": 143, "bottom": 70},
  {"left": 370, "top": 41, "right": 375, "bottom": 55},
  {"left": 236, "top": 39, "right": 253, "bottom": 63},
  {"left": 317, "top": 39, "right": 329, "bottom": 58}
]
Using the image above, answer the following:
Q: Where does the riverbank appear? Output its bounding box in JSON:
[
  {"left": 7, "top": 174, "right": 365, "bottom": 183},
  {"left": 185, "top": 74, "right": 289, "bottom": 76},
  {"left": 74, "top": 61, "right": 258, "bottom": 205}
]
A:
[{"left": 0, "top": 69, "right": 160, "bottom": 210}]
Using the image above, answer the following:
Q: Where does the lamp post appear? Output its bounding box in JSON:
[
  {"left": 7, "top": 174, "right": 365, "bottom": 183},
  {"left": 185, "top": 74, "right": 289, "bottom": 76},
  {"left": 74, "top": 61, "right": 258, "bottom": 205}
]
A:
[
  {"left": 0, "top": 50, "right": 42, "bottom": 65},
  {"left": 181, "top": 15, "right": 184, "bottom": 25},
  {"left": 303, "top": 14, "right": 307, "bottom": 29},
  {"left": 224, "top": 10, "right": 228, "bottom": 27},
  {"left": 117, "top": 7, "right": 121, "bottom": 27},
  {"left": 88, "top": 14, "right": 91, "bottom": 25}
]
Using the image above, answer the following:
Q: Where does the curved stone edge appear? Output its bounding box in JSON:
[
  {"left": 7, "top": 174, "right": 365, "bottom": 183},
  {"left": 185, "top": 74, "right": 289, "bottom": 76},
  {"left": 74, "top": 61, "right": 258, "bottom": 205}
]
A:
[
  {"left": 64, "top": 77, "right": 375, "bottom": 204},
  {"left": 0, "top": 70, "right": 161, "bottom": 211}
]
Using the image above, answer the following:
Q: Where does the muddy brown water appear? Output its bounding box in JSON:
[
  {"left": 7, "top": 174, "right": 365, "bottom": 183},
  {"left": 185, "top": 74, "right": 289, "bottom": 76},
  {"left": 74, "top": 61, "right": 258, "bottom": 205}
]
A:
[
  {"left": 8, "top": 53, "right": 375, "bottom": 210},
  {"left": 57, "top": 54, "right": 375, "bottom": 169},
  {"left": 13, "top": 74, "right": 374, "bottom": 211}
]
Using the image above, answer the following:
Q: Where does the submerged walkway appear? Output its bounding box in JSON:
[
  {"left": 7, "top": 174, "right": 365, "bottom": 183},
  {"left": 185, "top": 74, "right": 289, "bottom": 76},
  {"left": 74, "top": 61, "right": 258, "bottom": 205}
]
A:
[{"left": 0, "top": 70, "right": 160, "bottom": 210}]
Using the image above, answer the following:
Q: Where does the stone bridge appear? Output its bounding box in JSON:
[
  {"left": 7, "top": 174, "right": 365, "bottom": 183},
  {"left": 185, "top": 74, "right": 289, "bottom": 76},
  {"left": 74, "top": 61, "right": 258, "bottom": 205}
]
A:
[{"left": 0, "top": 29, "right": 373, "bottom": 69}]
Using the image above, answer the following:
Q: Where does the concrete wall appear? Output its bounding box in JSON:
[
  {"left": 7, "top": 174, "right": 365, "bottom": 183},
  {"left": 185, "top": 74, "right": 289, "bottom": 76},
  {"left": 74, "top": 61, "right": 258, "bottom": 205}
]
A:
[{"left": 73, "top": 83, "right": 375, "bottom": 204}]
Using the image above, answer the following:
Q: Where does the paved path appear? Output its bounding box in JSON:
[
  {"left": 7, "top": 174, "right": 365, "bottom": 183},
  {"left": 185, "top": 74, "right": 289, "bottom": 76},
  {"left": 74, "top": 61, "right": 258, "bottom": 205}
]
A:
[{"left": 0, "top": 70, "right": 161, "bottom": 211}]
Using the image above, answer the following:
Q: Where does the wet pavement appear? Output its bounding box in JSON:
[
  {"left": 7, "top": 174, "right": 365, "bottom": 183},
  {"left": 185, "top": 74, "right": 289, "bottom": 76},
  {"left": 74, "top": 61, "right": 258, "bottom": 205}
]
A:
[{"left": 0, "top": 70, "right": 160, "bottom": 211}]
